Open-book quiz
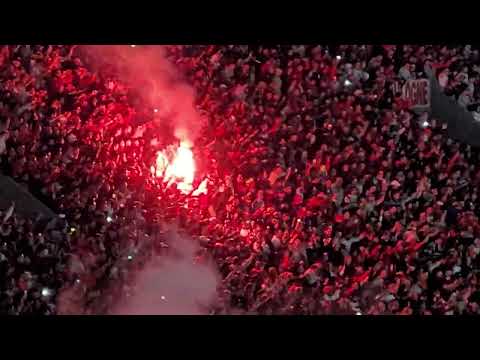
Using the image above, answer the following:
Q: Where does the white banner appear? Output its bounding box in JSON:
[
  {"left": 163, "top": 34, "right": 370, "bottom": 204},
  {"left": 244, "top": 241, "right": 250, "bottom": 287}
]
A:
[{"left": 402, "top": 79, "right": 430, "bottom": 110}]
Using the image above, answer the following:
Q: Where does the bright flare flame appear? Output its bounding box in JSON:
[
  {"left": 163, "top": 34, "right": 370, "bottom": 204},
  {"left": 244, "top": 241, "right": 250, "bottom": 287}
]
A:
[
  {"left": 154, "top": 142, "right": 195, "bottom": 193},
  {"left": 192, "top": 178, "right": 208, "bottom": 197}
]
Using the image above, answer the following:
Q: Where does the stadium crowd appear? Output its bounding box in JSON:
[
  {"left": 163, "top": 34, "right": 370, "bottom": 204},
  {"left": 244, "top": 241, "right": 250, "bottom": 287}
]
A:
[{"left": 1, "top": 44, "right": 480, "bottom": 314}]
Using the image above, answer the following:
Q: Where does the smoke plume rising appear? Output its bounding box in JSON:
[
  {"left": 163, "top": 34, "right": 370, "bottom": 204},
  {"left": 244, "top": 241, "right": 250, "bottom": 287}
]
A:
[{"left": 81, "top": 45, "right": 202, "bottom": 145}]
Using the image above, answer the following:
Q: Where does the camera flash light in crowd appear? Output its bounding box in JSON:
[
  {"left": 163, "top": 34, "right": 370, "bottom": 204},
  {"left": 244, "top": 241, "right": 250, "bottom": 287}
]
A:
[
  {"left": 130, "top": 45, "right": 136, "bottom": 48},
  {"left": 127, "top": 255, "right": 133, "bottom": 261},
  {"left": 345, "top": 79, "right": 352, "bottom": 86},
  {"left": 161, "top": 296, "right": 166, "bottom": 300},
  {"left": 70, "top": 227, "right": 76, "bottom": 233},
  {"left": 154, "top": 108, "right": 159, "bottom": 113},
  {"left": 422, "top": 120, "right": 430, "bottom": 128},
  {"left": 106, "top": 216, "right": 113, "bottom": 223},
  {"left": 336, "top": 55, "right": 341, "bottom": 60},
  {"left": 42, "top": 288, "right": 51, "bottom": 297},
  {"left": 355, "top": 311, "right": 362, "bottom": 315}
]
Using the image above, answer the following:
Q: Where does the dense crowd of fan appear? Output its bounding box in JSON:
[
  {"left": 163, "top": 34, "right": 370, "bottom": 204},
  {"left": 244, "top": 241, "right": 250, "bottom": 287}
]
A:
[{"left": 1, "top": 44, "right": 480, "bottom": 315}]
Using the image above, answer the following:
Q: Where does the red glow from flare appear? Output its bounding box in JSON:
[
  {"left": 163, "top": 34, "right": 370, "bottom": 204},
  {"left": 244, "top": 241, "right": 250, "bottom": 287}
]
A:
[{"left": 153, "top": 142, "right": 196, "bottom": 193}]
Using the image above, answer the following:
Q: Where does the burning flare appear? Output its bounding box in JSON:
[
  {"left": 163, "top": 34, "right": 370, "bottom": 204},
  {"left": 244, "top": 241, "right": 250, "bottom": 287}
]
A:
[
  {"left": 192, "top": 178, "right": 208, "bottom": 197},
  {"left": 153, "top": 142, "right": 196, "bottom": 193}
]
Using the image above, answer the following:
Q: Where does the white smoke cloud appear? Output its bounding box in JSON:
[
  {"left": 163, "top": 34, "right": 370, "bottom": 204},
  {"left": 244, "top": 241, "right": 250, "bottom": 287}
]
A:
[{"left": 112, "top": 229, "right": 220, "bottom": 315}]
